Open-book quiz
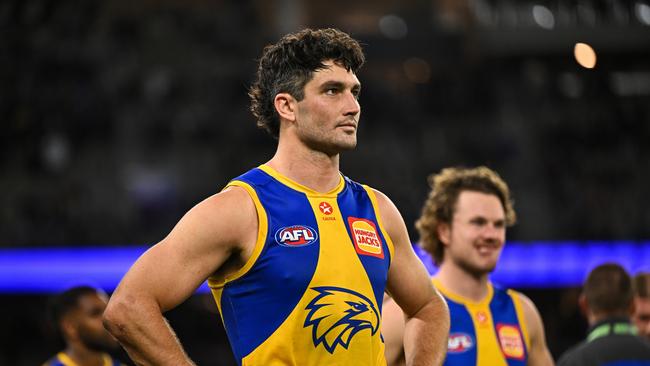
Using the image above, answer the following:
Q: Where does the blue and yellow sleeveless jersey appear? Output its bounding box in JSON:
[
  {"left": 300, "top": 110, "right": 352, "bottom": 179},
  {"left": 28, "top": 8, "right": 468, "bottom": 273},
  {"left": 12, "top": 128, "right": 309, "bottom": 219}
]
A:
[
  {"left": 42, "top": 352, "right": 122, "bottom": 366},
  {"left": 208, "top": 165, "right": 395, "bottom": 366},
  {"left": 434, "top": 279, "right": 530, "bottom": 366}
]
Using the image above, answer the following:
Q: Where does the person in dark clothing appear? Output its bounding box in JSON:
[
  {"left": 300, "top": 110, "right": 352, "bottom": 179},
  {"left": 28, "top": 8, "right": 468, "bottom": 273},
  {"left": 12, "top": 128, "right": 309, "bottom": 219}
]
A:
[
  {"left": 43, "top": 286, "right": 124, "bottom": 366},
  {"left": 558, "top": 263, "right": 650, "bottom": 366}
]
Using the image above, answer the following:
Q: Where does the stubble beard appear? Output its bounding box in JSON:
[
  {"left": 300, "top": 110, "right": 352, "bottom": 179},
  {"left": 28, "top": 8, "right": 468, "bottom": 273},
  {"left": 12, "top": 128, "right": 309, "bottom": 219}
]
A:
[
  {"left": 455, "top": 252, "right": 498, "bottom": 280},
  {"left": 79, "top": 328, "right": 119, "bottom": 352},
  {"left": 301, "top": 128, "right": 357, "bottom": 157},
  {"left": 464, "top": 263, "right": 496, "bottom": 281}
]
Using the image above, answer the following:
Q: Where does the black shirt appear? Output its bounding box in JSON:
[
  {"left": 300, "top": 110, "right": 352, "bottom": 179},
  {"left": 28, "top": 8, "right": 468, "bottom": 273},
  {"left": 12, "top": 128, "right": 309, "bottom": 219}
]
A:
[{"left": 558, "top": 318, "right": 650, "bottom": 366}]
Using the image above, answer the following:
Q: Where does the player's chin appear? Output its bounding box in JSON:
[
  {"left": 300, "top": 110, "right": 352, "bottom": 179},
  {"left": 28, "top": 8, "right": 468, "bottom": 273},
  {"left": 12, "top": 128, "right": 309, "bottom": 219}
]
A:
[
  {"left": 336, "top": 136, "right": 357, "bottom": 150},
  {"left": 86, "top": 338, "right": 120, "bottom": 352},
  {"left": 101, "top": 333, "right": 121, "bottom": 349},
  {"left": 473, "top": 259, "right": 498, "bottom": 273},
  {"left": 483, "top": 260, "right": 499, "bottom": 273}
]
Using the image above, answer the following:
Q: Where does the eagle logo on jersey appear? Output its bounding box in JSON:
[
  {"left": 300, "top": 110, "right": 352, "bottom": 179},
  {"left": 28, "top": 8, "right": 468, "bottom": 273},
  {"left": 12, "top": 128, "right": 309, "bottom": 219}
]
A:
[{"left": 304, "top": 286, "right": 380, "bottom": 354}]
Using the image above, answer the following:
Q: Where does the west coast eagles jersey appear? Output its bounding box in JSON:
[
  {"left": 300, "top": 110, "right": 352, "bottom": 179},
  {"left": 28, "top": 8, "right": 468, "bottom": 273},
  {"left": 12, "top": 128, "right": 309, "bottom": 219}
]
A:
[
  {"left": 208, "top": 165, "right": 394, "bottom": 366},
  {"left": 42, "top": 352, "right": 122, "bottom": 366},
  {"left": 434, "top": 279, "right": 530, "bottom": 366}
]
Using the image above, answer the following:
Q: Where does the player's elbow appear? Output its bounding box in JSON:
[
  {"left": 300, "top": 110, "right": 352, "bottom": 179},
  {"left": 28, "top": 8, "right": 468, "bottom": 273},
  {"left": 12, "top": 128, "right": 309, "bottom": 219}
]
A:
[{"left": 103, "top": 295, "right": 139, "bottom": 340}]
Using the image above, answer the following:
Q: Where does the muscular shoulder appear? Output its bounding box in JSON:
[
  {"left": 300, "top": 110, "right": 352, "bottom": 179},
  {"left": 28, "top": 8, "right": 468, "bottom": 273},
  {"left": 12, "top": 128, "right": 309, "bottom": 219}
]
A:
[
  {"left": 202, "top": 185, "right": 256, "bottom": 219},
  {"left": 205, "top": 185, "right": 257, "bottom": 241},
  {"left": 511, "top": 291, "right": 546, "bottom": 340},
  {"left": 368, "top": 188, "right": 406, "bottom": 237},
  {"left": 513, "top": 291, "right": 540, "bottom": 320},
  {"left": 168, "top": 185, "right": 258, "bottom": 254}
]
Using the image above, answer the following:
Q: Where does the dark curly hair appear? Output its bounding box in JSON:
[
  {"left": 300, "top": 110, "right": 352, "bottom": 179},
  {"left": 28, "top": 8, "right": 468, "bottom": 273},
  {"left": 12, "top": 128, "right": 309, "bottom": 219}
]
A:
[
  {"left": 249, "top": 28, "right": 365, "bottom": 138},
  {"left": 416, "top": 166, "right": 516, "bottom": 265}
]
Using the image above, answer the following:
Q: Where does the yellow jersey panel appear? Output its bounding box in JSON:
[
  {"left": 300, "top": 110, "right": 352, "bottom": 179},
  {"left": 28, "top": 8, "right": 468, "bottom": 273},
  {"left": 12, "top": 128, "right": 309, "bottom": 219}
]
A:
[
  {"left": 434, "top": 279, "right": 529, "bottom": 366},
  {"left": 211, "top": 166, "right": 392, "bottom": 366}
]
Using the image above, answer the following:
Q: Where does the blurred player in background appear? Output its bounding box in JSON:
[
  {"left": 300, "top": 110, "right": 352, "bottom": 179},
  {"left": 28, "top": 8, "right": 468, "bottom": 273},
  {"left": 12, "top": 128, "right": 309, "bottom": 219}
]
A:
[
  {"left": 383, "top": 166, "right": 554, "bottom": 366},
  {"left": 103, "top": 28, "right": 449, "bottom": 365},
  {"left": 558, "top": 263, "right": 650, "bottom": 365},
  {"left": 633, "top": 272, "right": 650, "bottom": 341},
  {"left": 43, "top": 286, "right": 124, "bottom": 366}
]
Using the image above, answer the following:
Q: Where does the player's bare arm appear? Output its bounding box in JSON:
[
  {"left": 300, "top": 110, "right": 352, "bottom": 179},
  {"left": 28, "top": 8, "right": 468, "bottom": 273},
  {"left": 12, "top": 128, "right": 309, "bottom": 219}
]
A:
[
  {"left": 103, "top": 186, "right": 258, "bottom": 365},
  {"left": 374, "top": 189, "right": 450, "bottom": 366},
  {"left": 518, "top": 293, "right": 555, "bottom": 366}
]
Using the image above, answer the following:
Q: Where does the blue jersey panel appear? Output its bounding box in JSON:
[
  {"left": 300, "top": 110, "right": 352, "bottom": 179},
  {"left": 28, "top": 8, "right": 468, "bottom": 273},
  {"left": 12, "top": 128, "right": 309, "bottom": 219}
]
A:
[
  {"left": 445, "top": 299, "right": 478, "bottom": 365},
  {"left": 43, "top": 360, "right": 64, "bottom": 366},
  {"left": 337, "top": 178, "right": 391, "bottom": 310},
  {"left": 490, "top": 287, "right": 528, "bottom": 366},
  {"left": 43, "top": 353, "right": 122, "bottom": 366},
  {"left": 220, "top": 168, "right": 320, "bottom": 361}
]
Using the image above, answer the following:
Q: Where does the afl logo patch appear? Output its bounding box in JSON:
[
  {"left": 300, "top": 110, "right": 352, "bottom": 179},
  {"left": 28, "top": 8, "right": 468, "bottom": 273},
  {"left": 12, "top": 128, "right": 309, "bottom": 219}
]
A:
[
  {"left": 448, "top": 333, "right": 474, "bottom": 353},
  {"left": 275, "top": 225, "right": 318, "bottom": 247}
]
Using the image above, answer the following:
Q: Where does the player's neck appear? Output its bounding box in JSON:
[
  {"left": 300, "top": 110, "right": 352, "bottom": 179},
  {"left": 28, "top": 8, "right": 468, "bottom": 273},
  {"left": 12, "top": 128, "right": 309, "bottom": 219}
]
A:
[
  {"left": 268, "top": 140, "right": 341, "bottom": 193},
  {"left": 65, "top": 345, "right": 106, "bottom": 366},
  {"left": 588, "top": 310, "right": 632, "bottom": 327},
  {"left": 435, "top": 262, "right": 490, "bottom": 303}
]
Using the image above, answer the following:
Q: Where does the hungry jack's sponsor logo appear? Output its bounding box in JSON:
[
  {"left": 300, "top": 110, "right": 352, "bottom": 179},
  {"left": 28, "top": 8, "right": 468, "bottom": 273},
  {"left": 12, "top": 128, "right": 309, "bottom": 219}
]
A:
[
  {"left": 496, "top": 324, "right": 525, "bottom": 360},
  {"left": 347, "top": 217, "right": 383, "bottom": 258}
]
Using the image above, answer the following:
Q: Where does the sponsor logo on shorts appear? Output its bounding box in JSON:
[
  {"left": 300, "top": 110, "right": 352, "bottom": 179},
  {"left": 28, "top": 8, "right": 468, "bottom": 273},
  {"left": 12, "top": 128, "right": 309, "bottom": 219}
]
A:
[
  {"left": 448, "top": 333, "right": 474, "bottom": 353},
  {"left": 348, "top": 217, "right": 383, "bottom": 258},
  {"left": 275, "top": 225, "right": 318, "bottom": 247},
  {"left": 496, "top": 324, "right": 525, "bottom": 360}
]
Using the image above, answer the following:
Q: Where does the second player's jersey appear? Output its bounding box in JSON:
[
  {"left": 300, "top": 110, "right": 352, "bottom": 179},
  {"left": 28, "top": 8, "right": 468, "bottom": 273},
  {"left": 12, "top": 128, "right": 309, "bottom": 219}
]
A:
[
  {"left": 434, "top": 279, "right": 530, "bottom": 366},
  {"left": 208, "top": 165, "right": 394, "bottom": 366},
  {"left": 42, "top": 352, "right": 122, "bottom": 366}
]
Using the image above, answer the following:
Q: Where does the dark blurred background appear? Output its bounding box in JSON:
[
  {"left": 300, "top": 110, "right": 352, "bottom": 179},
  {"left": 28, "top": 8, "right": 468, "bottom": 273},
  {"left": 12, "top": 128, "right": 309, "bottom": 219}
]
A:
[{"left": 2, "top": 0, "right": 649, "bottom": 364}]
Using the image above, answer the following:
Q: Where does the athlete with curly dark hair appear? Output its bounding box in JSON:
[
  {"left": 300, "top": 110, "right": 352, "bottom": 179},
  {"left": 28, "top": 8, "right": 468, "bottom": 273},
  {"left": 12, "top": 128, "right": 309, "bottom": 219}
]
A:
[{"left": 104, "top": 28, "right": 449, "bottom": 366}]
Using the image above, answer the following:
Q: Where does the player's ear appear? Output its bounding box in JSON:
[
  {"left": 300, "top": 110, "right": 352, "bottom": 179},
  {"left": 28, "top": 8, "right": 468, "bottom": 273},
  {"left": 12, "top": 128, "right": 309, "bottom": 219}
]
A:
[
  {"left": 61, "top": 317, "right": 78, "bottom": 340},
  {"left": 578, "top": 293, "right": 589, "bottom": 317},
  {"left": 274, "top": 93, "right": 297, "bottom": 123},
  {"left": 629, "top": 298, "right": 636, "bottom": 316},
  {"left": 437, "top": 223, "right": 451, "bottom": 246}
]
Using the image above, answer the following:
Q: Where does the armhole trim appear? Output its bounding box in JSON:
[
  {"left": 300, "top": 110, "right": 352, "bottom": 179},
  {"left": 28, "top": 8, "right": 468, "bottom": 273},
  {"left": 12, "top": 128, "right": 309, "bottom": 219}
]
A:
[
  {"left": 509, "top": 289, "right": 531, "bottom": 351},
  {"left": 362, "top": 185, "right": 395, "bottom": 265},
  {"left": 207, "top": 180, "right": 268, "bottom": 289}
]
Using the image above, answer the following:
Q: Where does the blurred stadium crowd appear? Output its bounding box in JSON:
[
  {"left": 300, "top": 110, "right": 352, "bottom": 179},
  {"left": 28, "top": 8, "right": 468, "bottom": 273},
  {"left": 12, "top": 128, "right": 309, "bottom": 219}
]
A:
[
  {"left": 3, "top": 0, "right": 649, "bottom": 246},
  {"left": 1, "top": 0, "right": 649, "bottom": 364}
]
